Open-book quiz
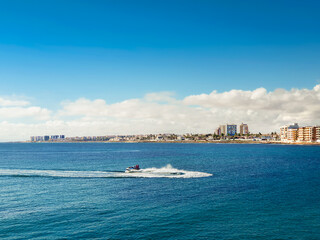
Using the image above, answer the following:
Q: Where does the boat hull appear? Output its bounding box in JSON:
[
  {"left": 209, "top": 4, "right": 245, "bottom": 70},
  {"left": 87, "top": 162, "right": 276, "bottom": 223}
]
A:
[{"left": 125, "top": 169, "right": 142, "bottom": 173}]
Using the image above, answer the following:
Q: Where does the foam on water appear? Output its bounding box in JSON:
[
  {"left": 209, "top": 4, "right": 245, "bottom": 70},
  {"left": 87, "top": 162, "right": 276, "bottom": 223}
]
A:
[{"left": 0, "top": 164, "right": 212, "bottom": 179}]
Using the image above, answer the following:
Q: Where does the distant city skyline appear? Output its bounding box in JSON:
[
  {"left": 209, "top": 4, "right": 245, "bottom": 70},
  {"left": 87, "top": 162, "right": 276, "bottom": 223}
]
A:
[{"left": 0, "top": 1, "right": 320, "bottom": 141}]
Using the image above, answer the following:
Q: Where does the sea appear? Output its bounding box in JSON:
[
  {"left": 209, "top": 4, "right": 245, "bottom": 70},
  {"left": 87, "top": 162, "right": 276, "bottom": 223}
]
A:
[{"left": 0, "top": 143, "right": 319, "bottom": 240}]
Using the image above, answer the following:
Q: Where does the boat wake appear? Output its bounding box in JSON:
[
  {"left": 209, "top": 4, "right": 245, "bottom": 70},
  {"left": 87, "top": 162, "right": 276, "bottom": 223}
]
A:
[{"left": 0, "top": 164, "right": 212, "bottom": 179}]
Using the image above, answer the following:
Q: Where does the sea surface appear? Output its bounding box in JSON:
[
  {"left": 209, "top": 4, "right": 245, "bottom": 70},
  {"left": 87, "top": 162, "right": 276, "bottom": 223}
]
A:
[{"left": 0, "top": 143, "right": 319, "bottom": 239}]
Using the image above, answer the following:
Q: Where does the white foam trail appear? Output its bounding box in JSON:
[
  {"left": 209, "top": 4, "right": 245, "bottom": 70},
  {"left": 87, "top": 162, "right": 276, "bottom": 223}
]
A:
[
  {"left": 136, "top": 164, "right": 213, "bottom": 178},
  {"left": 0, "top": 165, "right": 212, "bottom": 179}
]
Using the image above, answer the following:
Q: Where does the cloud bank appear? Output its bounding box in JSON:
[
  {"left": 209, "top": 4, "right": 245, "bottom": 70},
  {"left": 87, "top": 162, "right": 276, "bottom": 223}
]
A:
[{"left": 0, "top": 85, "right": 320, "bottom": 141}]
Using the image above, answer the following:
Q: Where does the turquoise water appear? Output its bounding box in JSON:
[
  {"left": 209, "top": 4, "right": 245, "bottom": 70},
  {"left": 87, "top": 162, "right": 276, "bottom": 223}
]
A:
[{"left": 0, "top": 143, "right": 319, "bottom": 239}]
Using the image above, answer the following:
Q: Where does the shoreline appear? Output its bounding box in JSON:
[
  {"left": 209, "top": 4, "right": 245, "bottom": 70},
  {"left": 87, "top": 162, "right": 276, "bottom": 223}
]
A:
[{"left": 19, "top": 140, "right": 320, "bottom": 146}]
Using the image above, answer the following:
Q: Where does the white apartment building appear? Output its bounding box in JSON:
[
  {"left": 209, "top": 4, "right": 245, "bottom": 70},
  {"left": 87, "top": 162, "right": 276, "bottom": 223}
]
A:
[
  {"left": 315, "top": 126, "right": 320, "bottom": 142},
  {"left": 280, "top": 123, "right": 299, "bottom": 142},
  {"left": 298, "top": 126, "right": 316, "bottom": 142},
  {"left": 240, "top": 123, "right": 249, "bottom": 135},
  {"left": 281, "top": 123, "right": 320, "bottom": 142},
  {"left": 219, "top": 125, "right": 226, "bottom": 135}
]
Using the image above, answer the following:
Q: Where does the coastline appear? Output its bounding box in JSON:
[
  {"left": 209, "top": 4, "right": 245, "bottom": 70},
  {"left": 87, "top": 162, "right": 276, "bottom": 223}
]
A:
[{"left": 21, "top": 140, "right": 320, "bottom": 146}]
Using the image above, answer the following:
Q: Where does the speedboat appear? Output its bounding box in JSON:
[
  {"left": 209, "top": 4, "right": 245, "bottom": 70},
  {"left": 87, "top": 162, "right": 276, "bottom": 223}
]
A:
[{"left": 125, "top": 165, "right": 142, "bottom": 173}]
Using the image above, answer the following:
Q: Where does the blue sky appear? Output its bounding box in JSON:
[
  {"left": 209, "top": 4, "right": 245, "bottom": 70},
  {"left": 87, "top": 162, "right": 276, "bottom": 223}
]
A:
[
  {"left": 0, "top": 1, "right": 320, "bottom": 140},
  {"left": 1, "top": 0, "right": 320, "bottom": 107}
]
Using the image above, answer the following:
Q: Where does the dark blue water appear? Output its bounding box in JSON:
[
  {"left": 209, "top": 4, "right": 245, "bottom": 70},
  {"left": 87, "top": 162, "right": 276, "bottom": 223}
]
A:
[{"left": 0, "top": 143, "right": 319, "bottom": 239}]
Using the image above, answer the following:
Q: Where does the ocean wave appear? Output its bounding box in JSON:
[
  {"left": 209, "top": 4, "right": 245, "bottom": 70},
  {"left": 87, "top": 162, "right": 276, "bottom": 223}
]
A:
[{"left": 0, "top": 164, "right": 212, "bottom": 179}]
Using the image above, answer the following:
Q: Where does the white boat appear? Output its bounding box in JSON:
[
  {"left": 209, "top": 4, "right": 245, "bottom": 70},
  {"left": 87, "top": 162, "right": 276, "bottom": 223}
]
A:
[{"left": 125, "top": 165, "right": 141, "bottom": 173}]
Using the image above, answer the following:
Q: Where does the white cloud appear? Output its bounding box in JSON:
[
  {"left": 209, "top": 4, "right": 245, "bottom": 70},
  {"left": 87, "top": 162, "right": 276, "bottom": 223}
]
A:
[
  {"left": 183, "top": 84, "right": 320, "bottom": 131},
  {"left": 0, "top": 96, "right": 50, "bottom": 122},
  {"left": 144, "top": 91, "right": 177, "bottom": 103},
  {"left": 0, "top": 97, "right": 30, "bottom": 107},
  {"left": 59, "top": 98, "right": 109, "bottom": 117},
  {"left": 1, "top": 85, "right": 320, "bottom": 141},
  {"left": 0, "top": 107, "right": 51, "bottom": 120}
]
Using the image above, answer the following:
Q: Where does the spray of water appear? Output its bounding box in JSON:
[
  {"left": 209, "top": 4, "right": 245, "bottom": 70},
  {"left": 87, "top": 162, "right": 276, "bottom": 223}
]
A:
[{"left": 0, "top": 164, "right": 212, "bottom": 179}]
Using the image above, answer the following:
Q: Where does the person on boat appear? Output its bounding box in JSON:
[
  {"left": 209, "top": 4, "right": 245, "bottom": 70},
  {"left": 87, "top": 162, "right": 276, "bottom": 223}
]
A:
[{"left": 135, "top": 165, "right": 140, "bottom": 170}]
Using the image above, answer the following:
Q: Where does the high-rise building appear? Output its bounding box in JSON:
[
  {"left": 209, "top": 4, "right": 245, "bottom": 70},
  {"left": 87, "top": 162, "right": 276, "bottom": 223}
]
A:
[
  {"left": 51, "top": 135, "right": 59, "bottom": 140},
  {"left": 287, "top": 128, "right": 298, "bottom": 142},
  {"left": 219, "top": 125, "right": 226, "bottom": 135},
  {"left": 298, "top": 127, "right": 305, "bottom": 141},
  {"left": 217, "top": 124, "right": 238, "bottom": 136},
  {"left": 280, "top": 123, "right": 299, "bottom": 141},
  {"left": 298, "top": 126, "right": 316, "bottom": 142},
  {"left": 240, "top": 123, "right": 249, "bottom": 135},
  {"left": 315, "top": 126, "right": 320, "bottom": 141},
  {"left": 282, "top": 123, "right": 319, "bottom": 142},
  {"left": 214, "top": 127, "right": 221, "bottom": 136},
  {"left": 226, "top": 124, "right": 237, "bottom": 136},
  {"left": 30, "top": 134, "right": 65, "bottom": 142},
  {"left": 35, "top": 136, "right": 44, "bottom": 141}
]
